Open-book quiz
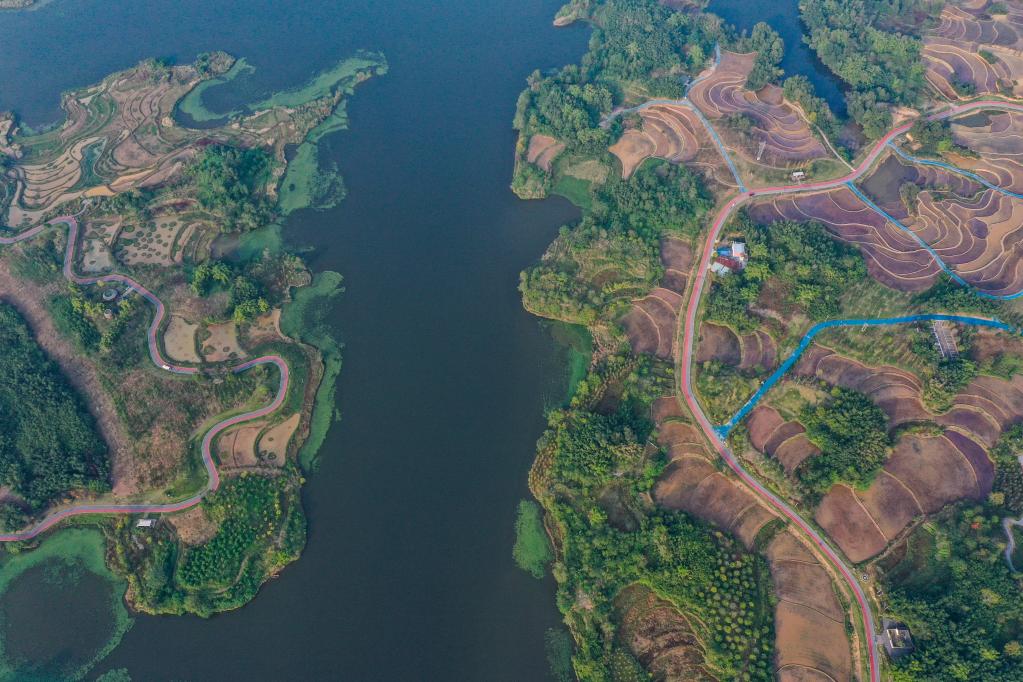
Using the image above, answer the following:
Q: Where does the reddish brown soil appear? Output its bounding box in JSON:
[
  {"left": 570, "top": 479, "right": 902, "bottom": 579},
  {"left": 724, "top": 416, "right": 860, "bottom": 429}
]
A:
[
  {"left": 765, "top": 532, "right": 853, "bottom": 681},
  {"left": 613, "top": 584, "right": 718, "bottom": 681},
  {"left": 688, "top": 50, "right": 828, "bottom": 166}
]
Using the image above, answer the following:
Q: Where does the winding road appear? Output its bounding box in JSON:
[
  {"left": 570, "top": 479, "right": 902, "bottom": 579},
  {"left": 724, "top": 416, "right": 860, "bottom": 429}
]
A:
[
  {"left": 676, "top": 98, "right": 1023, "bottom": 682},
  {"left": 0, "top": 214, "right": 290, "bottom": 542}
]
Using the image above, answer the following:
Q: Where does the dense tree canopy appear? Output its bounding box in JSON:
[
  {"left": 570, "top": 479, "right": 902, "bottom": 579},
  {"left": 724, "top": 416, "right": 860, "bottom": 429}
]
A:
[{"left": 0, "top": 304, "right": 109, "bottom": 511}]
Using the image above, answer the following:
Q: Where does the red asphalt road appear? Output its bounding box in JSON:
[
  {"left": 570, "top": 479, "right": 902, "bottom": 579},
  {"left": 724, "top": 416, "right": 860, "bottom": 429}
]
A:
[
  {"left": 0, "top": 216, "right": 290, "bottom": 542},
  {"left": 679, "top": 99, "right": 1023, "bottom": 682}
]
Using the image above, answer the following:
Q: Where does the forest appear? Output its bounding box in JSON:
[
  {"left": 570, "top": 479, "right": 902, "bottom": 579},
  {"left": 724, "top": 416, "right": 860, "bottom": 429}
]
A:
[
  {"left": 798, "top": 387, "right": 890, "bottom": 494},
  {"left": 112, "top": 471, "right": 305, "bottom": 617},
  {"left": 799, "top": 0, "right": 935, "bottom": 137},
  {"left": 705, "top": 214, "right": 867, "bottom": 332},
  {"left": 537, "top": 360, "right": 775, "bottom": 680},
  {"left": 0, "top": 304, "right": 109, "bottom": 514}
]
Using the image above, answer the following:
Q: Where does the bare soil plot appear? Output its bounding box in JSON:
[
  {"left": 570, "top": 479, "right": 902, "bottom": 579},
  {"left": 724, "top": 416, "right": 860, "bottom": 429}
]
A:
[
  {"left": 660, "top": 237, "right": 692, "bottom": 295},
  {"left": 687, "top": 51, "right": 827, "bottom": 167},
  {"left": 612, "top": 584, "right": 717, "bottom": 682},
  {"left": 749, "top": 189, "right": 944, "bottom": 292},
  {"left": 164, "top": 315, "right": 200, "bottom": 363},
  {"left": 905, "top": 188, "right": 1023, "bottom": 297},
  {"left": 953, "top": 110, "right": 1023, "bottom": 193},
  {"left": 202, "top": 321, "right": 246, "bottom": 362},
  {"left": 815, "top": 484, "right": 889, "bottom": 562},
  {"left": 258, "top": 413, "right": 300, "bottom": 465},
  {"left": 765, "top": 531, "right": 852, "bottom": 682},
  {"left": 695, "top": 323, "right": 777, "bottom": 372},
  {"left": 621, "top": 287, "right": 683, "bottom": 359},
  {"left": 217, "top": 422, "right": 265, "bottom": 469},
  {"left": 168, "top": 506, "right": 217, "bottom": 545},
  {"left": 745, "top": 405, "right": 820, "bottom": 474},
  {"left": 525, "top": 134, "right": 565, "bottom": 172}
]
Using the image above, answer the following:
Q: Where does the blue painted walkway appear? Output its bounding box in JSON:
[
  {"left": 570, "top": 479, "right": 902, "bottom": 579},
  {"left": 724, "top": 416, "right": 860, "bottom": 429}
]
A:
[
  {"left": 716, "top": 313, "right": 1015, "bottom": 437},
  {"left": 887, "top": 142, "right": 1023, "bottom": 201},
  {"left": 844, "top": 181, "right": 1023, "bottom": 300}
]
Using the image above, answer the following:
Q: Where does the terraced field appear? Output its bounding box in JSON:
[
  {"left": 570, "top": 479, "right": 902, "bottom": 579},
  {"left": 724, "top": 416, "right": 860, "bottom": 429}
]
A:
[
  {"left": 1, "top": 54, "right": 358, "bottom": 228},
  {"left": 686, "top": 50, "right": 827, "bottom": 167},
  {"left": 749, "top": 187, "right": 945, "bottom": 291},
  {"left": 608, "top": 104, "right": 738, "bottom": 189},
  {"left": 649, "top": 397, "right": 854, "bottom": 681},
  {"left": 621, "top": 237, "right": 692, "bottom": 359},
  {"left": 952, "top": 109, "right": 1023, "bottom": 192},
  {"left": 925, "top": 3, "right": 1023, "bottom": 99},
  {"left": 694, "top": 323, "right": 777, "bottom": 373},
  {"left": 762, "top": 343, "right": 1016, "bottom": 563}
]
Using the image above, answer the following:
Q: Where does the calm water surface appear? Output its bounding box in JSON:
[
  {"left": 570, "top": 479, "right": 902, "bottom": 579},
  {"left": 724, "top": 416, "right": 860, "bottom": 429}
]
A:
[
  {"left": 707, "top": 0, "right": 848, "bottom": 115},
  {"left": 0, "top": 1, "right": 587, "bottom": 679}
]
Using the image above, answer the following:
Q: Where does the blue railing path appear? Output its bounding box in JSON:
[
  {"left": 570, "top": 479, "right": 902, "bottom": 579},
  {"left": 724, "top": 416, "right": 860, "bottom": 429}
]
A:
[{"left": 716, "top": 313, "right": 1016, "bottom": 437}]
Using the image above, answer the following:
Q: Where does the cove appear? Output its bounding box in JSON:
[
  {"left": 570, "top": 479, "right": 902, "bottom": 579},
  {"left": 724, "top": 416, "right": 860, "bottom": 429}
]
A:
[
  {"left": 0, "top": 0, "right": 588, "bottom": 679},
  {"left": 706, "top": 0, "right": 848, "bottom": 116}
]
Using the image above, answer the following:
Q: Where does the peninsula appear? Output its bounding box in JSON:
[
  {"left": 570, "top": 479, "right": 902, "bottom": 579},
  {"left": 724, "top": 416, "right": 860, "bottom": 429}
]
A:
[{"left": 0, "top": 50, "right": 386, "bottom": 616}]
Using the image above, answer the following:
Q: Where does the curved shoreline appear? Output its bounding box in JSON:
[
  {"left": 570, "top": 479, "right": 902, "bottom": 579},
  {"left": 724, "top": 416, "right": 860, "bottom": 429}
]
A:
[{"left": 0, "top": 214, "right": 290, "bottom": 542}]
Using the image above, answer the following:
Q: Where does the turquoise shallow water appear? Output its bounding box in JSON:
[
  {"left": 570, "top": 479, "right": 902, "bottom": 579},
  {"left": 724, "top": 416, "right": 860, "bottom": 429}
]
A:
[{"left": 0, "top": 1, "right": 588, "bottom": 679}]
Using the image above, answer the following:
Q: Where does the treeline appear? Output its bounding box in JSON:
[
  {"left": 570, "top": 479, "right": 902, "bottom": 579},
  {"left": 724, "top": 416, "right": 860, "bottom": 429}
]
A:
[
  {"left": 884, "top": 497, "right": 1023, "bottom": 679},
  {"left": 187, "top": 145, "right": 275, "bottom": 232},
  {"left": 800, "top": 0, "right": 936, "bottom": 138},
  {"left": 735, "top": 23, "right": 784, "bottom": 91},
  {"left": 535, "top": 358, "right": 775, "bottom": 679},
  {"left": 520, "top": 218, "right": 661, "bottom": 325},
  {"left": 705, "top": 214, "right": 867, "bottom": 333},
  {"left": 113, "top": 471, "right": 306, "bottom": 617},
  {"left": 799, "top": 387, "right": 889, "bottom": 494},
  {"left": 0, "top": 304, "right": 109, "bottom": 514}
]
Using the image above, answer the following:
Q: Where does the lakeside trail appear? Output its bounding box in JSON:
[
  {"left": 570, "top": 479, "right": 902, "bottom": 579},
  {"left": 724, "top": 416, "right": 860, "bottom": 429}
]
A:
[
  {"left": 0, "top": 213, "right": 290, "bottom": 542},
  {"left": 673, "top": 92, "right": 1023, "bottom": 682}
]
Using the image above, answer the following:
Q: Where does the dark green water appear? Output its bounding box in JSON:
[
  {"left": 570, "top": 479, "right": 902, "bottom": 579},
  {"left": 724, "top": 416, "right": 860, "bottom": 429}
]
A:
[
  {"left": 1, "top": 561, "right": 114, "bottom": 679},
  {"left": 707, "top": 0, "right": 848, "bottom": 116},
  {"left": 0, "top": 1, "right": 587, "bottom": 679}
]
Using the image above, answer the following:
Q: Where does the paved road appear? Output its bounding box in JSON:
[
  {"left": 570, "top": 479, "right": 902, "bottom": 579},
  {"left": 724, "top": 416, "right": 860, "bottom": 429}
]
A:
[
  {"left": 678, "top": 99, "right": 1023, "bottom": 682},
  {"left": 0, "top": 215, "right": 290, "bottom": 542}
]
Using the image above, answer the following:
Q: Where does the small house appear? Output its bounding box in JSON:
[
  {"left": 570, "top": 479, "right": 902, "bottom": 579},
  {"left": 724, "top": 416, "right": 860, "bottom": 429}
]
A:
[
  {"left": 882, "top": 620, "right": 914, "bottom": 660},
  {"left": 710, "top": 261, "right": 731, "bottom": 276},
  {"left": 791, "top": 170, "right": 806, "bottom": 182},
  {"left": 716, "top": 255, "right": 744, "bottom": 271},
  {"left": 731, "top": 242, "right": 747, "bottom": 260},
  {"left": 136, "top": 518, "right": 155, "bottom": 528}
]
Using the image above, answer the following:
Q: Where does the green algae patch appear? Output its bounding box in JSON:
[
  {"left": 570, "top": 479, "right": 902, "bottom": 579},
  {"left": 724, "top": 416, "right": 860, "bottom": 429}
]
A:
[
  {"left": 270, "top": 53, "right": 388, "bottom": 214},
  {"left": 0, "top": 529, "right": 132, "bottom": 682},
  {"left": 281, "top": 270, "right": 346, "bottom": 471},
  {"left": 249, "top": 53, "right": 385, "bottom": 110},
  {"left": 177, "top": 57, "right": 255, "bottom": 122}
]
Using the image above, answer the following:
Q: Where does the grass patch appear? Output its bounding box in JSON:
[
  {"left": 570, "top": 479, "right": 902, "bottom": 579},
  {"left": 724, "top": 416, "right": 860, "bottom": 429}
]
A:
[{"left": 513, "top": 500, "right": 553, "bottom": 578}]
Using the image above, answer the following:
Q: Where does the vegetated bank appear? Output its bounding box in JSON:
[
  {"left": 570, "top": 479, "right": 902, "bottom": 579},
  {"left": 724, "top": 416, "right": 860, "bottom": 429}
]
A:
[
  {"left": 510, "top": 1, "right": 803, "bottom": 678},
  {"left": 0, "top": 50, "right": 386, "bottom": 619}
]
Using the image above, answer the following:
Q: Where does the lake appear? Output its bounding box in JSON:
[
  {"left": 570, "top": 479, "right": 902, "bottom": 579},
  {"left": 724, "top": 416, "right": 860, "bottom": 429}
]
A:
[{"left": 0, "top": 0, "right": 587, "bottom": 679}]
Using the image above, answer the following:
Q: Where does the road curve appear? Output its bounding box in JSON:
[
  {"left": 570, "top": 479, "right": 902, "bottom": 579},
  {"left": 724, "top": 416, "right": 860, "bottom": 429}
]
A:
[
  {"left": 0, "top": 215, "right": 290, "bottom": 542},
  {"left": 678, "top": 99, "right": 1023, "bottom": 682}
]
